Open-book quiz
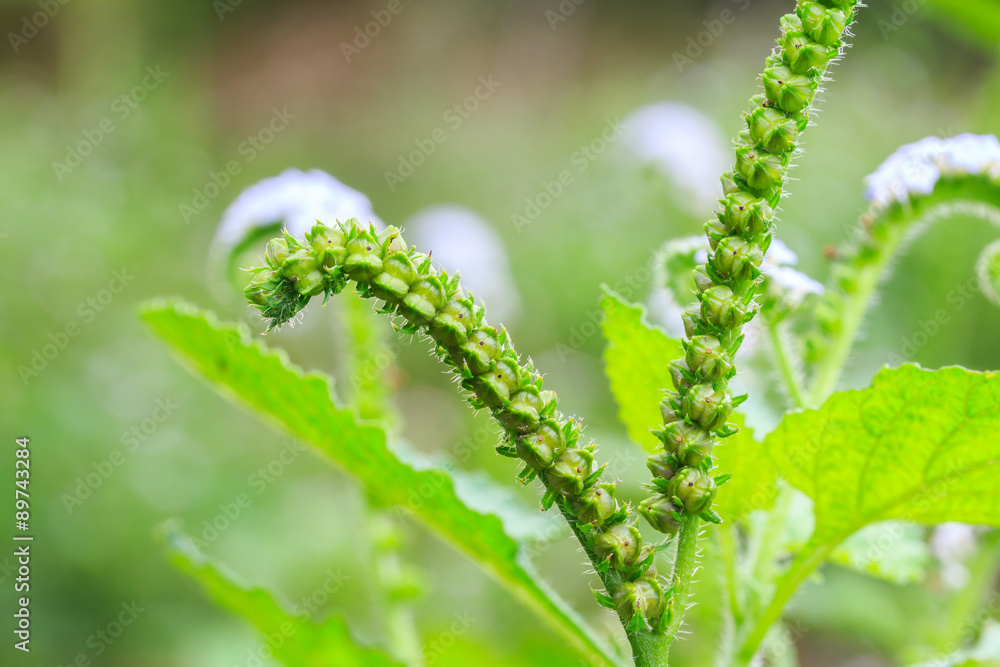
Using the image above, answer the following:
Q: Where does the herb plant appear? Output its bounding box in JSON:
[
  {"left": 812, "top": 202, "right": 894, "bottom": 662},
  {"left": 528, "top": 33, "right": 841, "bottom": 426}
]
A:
[{"left": 144, "top": 2, "right": 1000, "bottom": 665}]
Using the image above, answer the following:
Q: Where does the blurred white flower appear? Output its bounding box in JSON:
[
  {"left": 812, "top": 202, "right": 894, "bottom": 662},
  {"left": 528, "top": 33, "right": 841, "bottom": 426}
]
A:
[
  {"left": 930, "top": 522, "right": 977, "bottom": 590},
  {"left": 212, "top": 168, "right": 382, "bottom": 255},
  {"left": 865, "top": 134, "right": 1000, "bottom": 208},
  {"left": 622, "top": 102, "right": 730, "bottom": 213},
  {"left": 403, "top": 204, "right": 522, "bottom": 324},
  {"left": 762, "top": 239, "right": 824, "bottom": 305}
]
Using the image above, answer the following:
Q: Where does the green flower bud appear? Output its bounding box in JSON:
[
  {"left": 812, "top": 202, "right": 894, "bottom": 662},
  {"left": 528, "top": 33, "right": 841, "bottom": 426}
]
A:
[
  {"left": 659, "top": 400, "right": 679, "bottom": 425},
  {"left": 344, "top": 231, "right": 384, "bottom": 281},
  {"left": 264, "top": 238, "right": 289, "bottom": 269},
  {"left": 244, "top": 270, "right": 278, "bottom": 307},
  {"left": 782, "top": 30, "right": 834, "bottom": 74},
  {"left": 294, "top": 269, "right": 326, "bottom": 296},
  {"left": 460, "top": 328, "right": 502, "bottom": 376},
  {"left": 711, "top": 236, "right": 764, "bottom": 283},
  {"left": 379, "top": 225, "right": 408, "bottom": 254},
  {"left": 700, "top": 285, "right": 748, "bottom": 330},
  {"left": 704, "top": 218, "right": 729, "bottom": 249},
  {"left": 797, "top": 2, "right": 847, "bottom": 47},
  {"left": 400, "top": 276, "right": 448, "bottom": 324},
  {"left": 682, "top": 305, "right": 702, "bottom": 338},
  {"left": 748, "top": 106, "right": 800, "bottom": 155},
  {"left": 371, "top": 252, "right": 418, "bottom": 302},
  {"left": 693, "top": 264, "right": 714, "bottom": 293},
  {"left": 685, "top": 335, "right": 733, "bottom": 381},
  {"left": 593, "top": 523, "right": 643, "bottom": 570},
  {"left": 668, "top": 361, "right": 692, "bottom": 392},
  {"left": 646, "top": 453, "right": 678, "bottom": 481},
  {"left": 659, "top": 422, "right": 713, "bottom": 467},
  {"left": 547, "top": 447, "right": 595, "bottom": 497},
  {"left": 735, "top": 144, "right": 787, "bottom": 191},
  {"left": 473, "top": 358, "right": 520, "bottom": 408},
  {"left": 720, "top": 171, "right": 740, "bottom": 196},
  {"left": 614, "top": 578, "right": 666, "bottom": 625},
  {"left": 682, "top": 383, "right": 733, "bottom": 431},
  {"left": 721, "top": 192, "right": 773, "bottom": 238},
  {"left": 572, "top": 483, "right": 617, "bottom": 526},
  {"left": 762, "top": 65, "right": 815, "bottom": 113},
  {"left": 667, "top": 467, "right": 718, "bottom": 514},
  {"left": 498, "top": 385, "right": 543, "bottom": 432},
  {"left": 515, "top": 420, "right": 566, "bottom": 470},
  {"left": 279, "top": 249, "right": 319, "bottom": 281},
  {"left": 638, "top": 494, "right": 683, "bottom": 535},
  {"left": 307, "top": 224, "right": 347, "bottom": 268},
  {"left": 429, "top": 295, "right": 475, "bottom": 346}
]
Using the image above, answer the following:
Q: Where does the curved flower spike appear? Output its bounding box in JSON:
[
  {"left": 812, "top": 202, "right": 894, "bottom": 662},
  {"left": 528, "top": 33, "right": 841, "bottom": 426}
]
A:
[{"left": 245, "top": 220, "right": 668, "bottom": 634}]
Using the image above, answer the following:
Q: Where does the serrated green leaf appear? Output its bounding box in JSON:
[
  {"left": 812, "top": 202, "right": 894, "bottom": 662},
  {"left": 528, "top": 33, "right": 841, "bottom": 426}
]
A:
[
  {"left": 712, "top": 426, "right": 778, "bottom": 523},
  {"left": 599, "top": 289, "right": 775, "bottom": 521},
  {"left": 141, "top": 300, "right": 621, "bottom": 667},
  {"left": 161, "top": 523, "right": 401, "bottom": 667},
  {"left": 768, "top": 365, "right": 1000, "bottom": 549},
  {"left": 600, "top": 288, "right": 683, "bottom": 453},
  {"left": 829, "top": 521, "right": 931, "bottom": 585}
]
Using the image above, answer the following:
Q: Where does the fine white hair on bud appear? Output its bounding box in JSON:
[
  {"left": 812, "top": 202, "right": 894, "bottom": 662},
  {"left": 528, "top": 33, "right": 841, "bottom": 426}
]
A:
[{"left": 864, "top": 134, "right": 1000, "bottom": 208}]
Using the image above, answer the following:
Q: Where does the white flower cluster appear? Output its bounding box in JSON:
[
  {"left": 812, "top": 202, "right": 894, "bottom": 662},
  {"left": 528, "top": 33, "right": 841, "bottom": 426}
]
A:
[
  {"left": 622, "top": 102, "right": 730, "bottom": 213},
  {"left": 213, "top": 168, "right": 383, "bottom": 252},
  {"left": 762, "top": 239, "right": 824, "bottom": 305},
  {"left": 865, "top": 134, "right": 1000, "bottom": 208}
]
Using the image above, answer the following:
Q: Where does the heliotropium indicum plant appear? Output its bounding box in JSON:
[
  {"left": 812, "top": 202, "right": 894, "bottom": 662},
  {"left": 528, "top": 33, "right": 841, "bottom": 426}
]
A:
[{"left": 143, "top": 2, "right": 1000, "bottom": 666}]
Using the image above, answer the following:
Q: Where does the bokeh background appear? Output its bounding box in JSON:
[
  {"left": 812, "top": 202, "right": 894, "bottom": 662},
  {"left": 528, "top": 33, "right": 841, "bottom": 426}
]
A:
[{"left": 3, "top": 0, "right": 1000, "bottom": 665}]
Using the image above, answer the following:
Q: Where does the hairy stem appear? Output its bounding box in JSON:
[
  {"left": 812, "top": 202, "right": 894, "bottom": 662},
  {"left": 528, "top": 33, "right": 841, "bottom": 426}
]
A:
[
  {"left": 245, "top": 221, "right": 665, "bottom": 647},
  {"left": 764, "top": 316, "right": 807, "bottom": 409},
  {"left": 807, "top": 225, "right": 906, "bottom": 406},
  {"left": 737, "top": 542, "right": 835, "bottom": 662}
]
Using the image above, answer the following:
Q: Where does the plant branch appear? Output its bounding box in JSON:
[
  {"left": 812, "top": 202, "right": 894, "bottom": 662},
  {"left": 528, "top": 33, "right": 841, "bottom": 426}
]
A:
[
  {"left": 736, "top": 541, "right": 835, "bottom": 663},
  {"left": 763, "top": 316, "right": 807, "bottom": 409}
]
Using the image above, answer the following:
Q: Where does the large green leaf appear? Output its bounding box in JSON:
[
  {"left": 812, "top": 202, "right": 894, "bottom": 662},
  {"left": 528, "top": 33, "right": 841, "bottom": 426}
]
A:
[
  {"left": 768, "top": 365, "right": 1000, "bottom": 547},
  {"left": 162, "top": 524, "right": 401, "bottom": 667},
  {"left": 599, "top": 290, "right": 775, "bottom": 521},
  {"left": 600, "top": 288, "right": 682, "bottom": 453},
  {"left": 141, "top": 300, "right": 621, "bottom": 667}
]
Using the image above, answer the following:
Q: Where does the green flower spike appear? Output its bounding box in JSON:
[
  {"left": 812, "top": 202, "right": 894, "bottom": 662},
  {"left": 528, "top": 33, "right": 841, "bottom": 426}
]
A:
[
  {"left": 244, "top": 220, "right": 667, "bottom": 641},
  {"left": 642, "top": 0, "right": 860, "bottom": 538}
]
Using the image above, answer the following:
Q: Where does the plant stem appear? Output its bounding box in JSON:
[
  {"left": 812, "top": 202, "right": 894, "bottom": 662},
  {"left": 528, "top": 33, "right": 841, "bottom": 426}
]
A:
[
  {"left": 806, "top": 226, "right": 906, "bottom": 407},
  {"left": 736, "top": 542, "right": 834, "bottom": 663},
  {"left": 716, "top": 524, "right": 745, "bottom": 626},
  {"left": 626, "top": 516, "right": 701, "bottom": 666},
  {"left": 375, "top": 542, "right": 425, "bottom": 667},
  {"left": 764, "top": 317, "right": 807, "bottom": 409}
]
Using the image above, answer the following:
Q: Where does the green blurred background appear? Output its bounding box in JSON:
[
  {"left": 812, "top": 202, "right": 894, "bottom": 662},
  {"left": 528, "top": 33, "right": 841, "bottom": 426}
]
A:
[{"left": 2, "top": 0, "right": 1000, "bottom": 665}]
